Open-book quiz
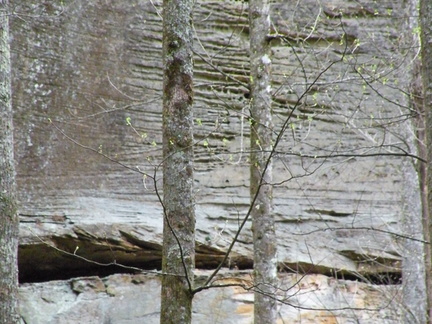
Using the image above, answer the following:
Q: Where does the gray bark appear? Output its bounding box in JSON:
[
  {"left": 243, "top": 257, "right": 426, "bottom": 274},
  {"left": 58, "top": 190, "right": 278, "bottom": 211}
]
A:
[
  {"left": 420, "top": 0, "right": 432, "bottom": 321},
  {"left": 160, "top": 0, "right": 195, "bottom": 323},
  {"left": 402, "top": 61, "right": 427, "bottom": 323},
  {"left": 399, "top": 1, "right": 427, "bottom": 322},
  {"left": 0, "top": 1, "right": 19, "bottom": 323},
  {"left": 249, "top": 0, "right": 277, "bottom": 323},
  {"left": 402, "top": 73, "right": 427, "bottom": 324}
]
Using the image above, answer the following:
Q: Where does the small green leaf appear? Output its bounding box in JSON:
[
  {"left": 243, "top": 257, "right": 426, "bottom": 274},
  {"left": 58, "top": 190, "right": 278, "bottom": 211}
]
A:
[{"left": 339, "top": 33, "right": 345, "bottom": 45}]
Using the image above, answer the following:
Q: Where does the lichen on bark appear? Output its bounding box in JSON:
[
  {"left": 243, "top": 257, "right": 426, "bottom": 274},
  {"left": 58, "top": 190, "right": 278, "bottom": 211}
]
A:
[
  {"left": 160, "top": 0, "right": 195, "bottom": 323},
  {"left": 0, "top": 1, "right": 19, "bottom": 323},
  {"left": 249, "top": 0, "right": 277, "bottom": 323}
]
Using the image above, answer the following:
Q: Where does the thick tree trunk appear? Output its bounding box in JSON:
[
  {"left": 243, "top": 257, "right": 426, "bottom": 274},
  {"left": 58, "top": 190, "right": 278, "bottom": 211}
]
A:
[
  {"left": 420, "top": 0, "right": 432, "bottom": 322},
  {"left": 0, "top": 1, "right": 19, "bottom": 323},
  {"left": 160, "top": 0, "right": 195, "bottom": 323},
  {"left": 249, "top": 0, "right": 277, "bottom": 323}
]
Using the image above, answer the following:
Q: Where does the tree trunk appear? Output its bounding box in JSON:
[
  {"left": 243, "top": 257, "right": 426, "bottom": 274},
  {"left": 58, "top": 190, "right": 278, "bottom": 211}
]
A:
[
  {"left": 160, "top": 0, "right": 195, "bottom": 323},
  {"left": 249, "top": 0, "right": 277, "bottom": 323},
  {"left": 0, "top": 1, "right": 19, "bottom": 323},
  {"left": 420, "top": 0, "right": 432, "bottom": 322}
]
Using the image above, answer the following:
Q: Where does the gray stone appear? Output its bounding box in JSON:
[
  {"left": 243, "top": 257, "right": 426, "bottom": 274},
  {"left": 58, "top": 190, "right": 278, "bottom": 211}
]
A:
[
  {"left": 11, "top": 0, "right": 422, "bottom": 322},
  {"left": 19, "top": 272, "right": 403, "bottom": 324}
]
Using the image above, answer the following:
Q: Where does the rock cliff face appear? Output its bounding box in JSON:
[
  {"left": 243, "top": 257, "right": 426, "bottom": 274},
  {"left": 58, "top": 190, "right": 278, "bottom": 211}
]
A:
[
  {"left": 12, "top": 0, "right": 423, "bottom": 322},
  {"left": 20, "top": 272, "right": 402, "bottom": 324}
]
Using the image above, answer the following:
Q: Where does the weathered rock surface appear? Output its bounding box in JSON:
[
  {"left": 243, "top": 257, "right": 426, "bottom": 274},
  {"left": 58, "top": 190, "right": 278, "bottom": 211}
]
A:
[
  {"left": 11, "top": 0, "right": 422, "bottom": 322},
  {"left": 19, "top": 272, "right": 403, "bottom": 324}
]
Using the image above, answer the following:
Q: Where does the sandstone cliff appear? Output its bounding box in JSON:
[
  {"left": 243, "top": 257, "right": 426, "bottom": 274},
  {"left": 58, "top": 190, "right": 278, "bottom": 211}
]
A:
[{"left": 12, "top": 0, "right": 424, "bottom": 322}]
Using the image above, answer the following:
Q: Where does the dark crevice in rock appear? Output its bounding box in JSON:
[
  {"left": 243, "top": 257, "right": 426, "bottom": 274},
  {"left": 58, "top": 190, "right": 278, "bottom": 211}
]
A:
[
  {"left": 279, "top": 261, "right": 402, "bottom": 285},
  {"left": 18, "top": 236, "right": 251, "bottom": 283},
  {"left": 20, "top": 263, "right": 146, "bottom": 284},
  {"left": 18, "top": 242, "right": 161, "bottom": 283},
  {"left": 18, "top": 233, "right": 163, "bottom": 284},
  {"left": 19, "top": 238, "right": 401, "bottom": 286},
  {"left": 306, "top": 209, "right": 352, "bottom": 217},
  {"left": 18, "top": 228, "right": 400, "bottom": 285}
]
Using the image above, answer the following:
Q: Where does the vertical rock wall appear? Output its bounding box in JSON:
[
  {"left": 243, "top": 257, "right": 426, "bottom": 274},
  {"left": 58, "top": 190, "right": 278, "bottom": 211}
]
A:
[{"left": 12, "top": 0, "right": 422, "bottom": 322}]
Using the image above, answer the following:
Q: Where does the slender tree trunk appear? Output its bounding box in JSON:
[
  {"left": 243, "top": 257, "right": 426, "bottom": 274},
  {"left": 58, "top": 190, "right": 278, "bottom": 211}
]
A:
[
  {"left": 404, "top": 57, "right": 427, "bottom": 324},
  {"left": 249, "top": 0, "right": 277, "bottom": 323},
  {"left": 420, "top": 0, "right": 432, "bottom": 322},
  {"left": 0, "top": 1, "right": 19, "bottom": 323},
  {"left": 160, "top": 0, "right": 195, "bottom": 323}
]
